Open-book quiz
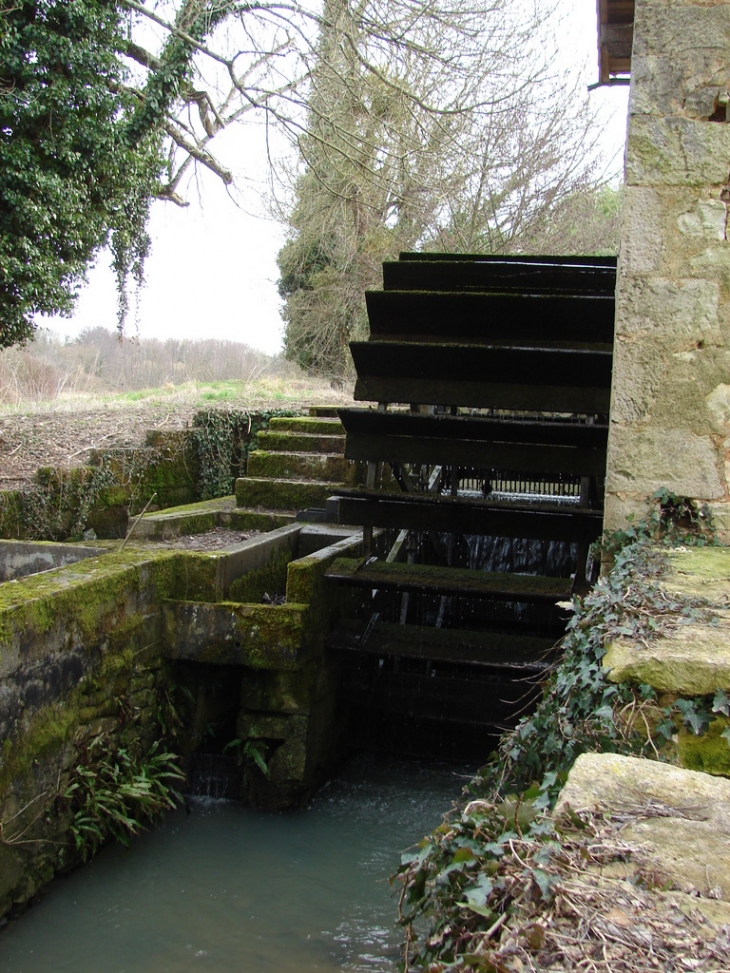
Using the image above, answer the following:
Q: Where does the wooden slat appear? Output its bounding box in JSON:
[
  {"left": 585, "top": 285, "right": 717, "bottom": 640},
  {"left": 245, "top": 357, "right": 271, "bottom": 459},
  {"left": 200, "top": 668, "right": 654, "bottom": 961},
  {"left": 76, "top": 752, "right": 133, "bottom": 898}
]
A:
[
  {"left": 365, "top": 291, "right": 615, "bottom": 344},
  {"left": 344, "top": 670, "right": 530, "bottom": 724},
  {"left": 326, "top": 557, "right": 572, "bottom": 602},
  {"left": 338, "top": 409, "right": 608, "bottom": 476},
  {"left": 338, "top": 409, "right": 609, "bottom": 448},
  {"left": 351, "top": 342, "right": 612, "bottom": 412},
  {"left": 328, "top": 619, "right": 557, "bottom": 669},
  {"left": 382, "top": 260, "right": 616, "bottom": 295},
  {"left": 398, "top": 252, "right": 618, "bottom": 267},
  {"left": 335, "top": 491, "right": 603, "bottom": 542},
  {"left": 344, "top": 430, "right": 606, "bottom": 476}
]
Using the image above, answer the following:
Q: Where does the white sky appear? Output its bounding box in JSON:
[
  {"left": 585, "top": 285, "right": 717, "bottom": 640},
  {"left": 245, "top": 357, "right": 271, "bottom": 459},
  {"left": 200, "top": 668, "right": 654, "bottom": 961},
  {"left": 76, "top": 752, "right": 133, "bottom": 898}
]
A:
[{"left": 40, "top": 1, "right": 630, "bottom": 357}]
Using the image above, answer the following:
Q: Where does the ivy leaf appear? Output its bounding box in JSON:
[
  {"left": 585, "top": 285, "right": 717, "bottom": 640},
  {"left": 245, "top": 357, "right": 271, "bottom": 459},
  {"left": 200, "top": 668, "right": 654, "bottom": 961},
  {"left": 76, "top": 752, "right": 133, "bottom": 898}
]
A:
[
  {"left": 531, "top": 868, "right": 554, "bottom": 899},
  {"left": 712, "top": 689, "right": 730, "bottom": 717},
  {"left": 676, "top": 698, "right": 708, "bottom": 735}
]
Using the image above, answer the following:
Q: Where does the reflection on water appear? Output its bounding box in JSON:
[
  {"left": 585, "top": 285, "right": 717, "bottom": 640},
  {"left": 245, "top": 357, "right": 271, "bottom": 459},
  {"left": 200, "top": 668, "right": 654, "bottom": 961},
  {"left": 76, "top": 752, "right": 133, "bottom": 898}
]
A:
[{"left": 0, "top": 754, "right": 473, "bottom": 973}]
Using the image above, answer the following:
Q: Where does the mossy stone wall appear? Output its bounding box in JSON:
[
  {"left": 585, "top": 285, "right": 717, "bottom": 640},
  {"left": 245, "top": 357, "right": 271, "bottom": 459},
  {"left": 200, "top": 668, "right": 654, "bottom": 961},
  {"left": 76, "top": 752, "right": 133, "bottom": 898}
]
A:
[
  {"left": 605, "top": 0, "right": 730, "bottom": 538},
  {"left": 0, "top": 526, "right": 364, "bottom": 916}
]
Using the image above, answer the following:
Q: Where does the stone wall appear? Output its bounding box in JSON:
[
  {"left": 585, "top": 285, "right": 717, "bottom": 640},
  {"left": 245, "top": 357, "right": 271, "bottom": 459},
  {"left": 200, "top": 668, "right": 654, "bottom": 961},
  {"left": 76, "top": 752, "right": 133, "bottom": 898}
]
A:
[
  {"left": 605, "top": 0, "right": 730, "bottom": 536},
  {"left": 0, "top": 527, "right": 362, "bottom": 919},
  {"left": 0, "top": 550, "right": 174, "bottom": 918}
]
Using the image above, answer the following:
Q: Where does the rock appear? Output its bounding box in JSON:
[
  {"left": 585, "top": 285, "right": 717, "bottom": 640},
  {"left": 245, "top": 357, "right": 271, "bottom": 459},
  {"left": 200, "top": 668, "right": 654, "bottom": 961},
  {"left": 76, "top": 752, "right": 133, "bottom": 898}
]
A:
[
  {"left": 556, "top": 752, "right": 730, "bottom": 899},
  {"left": 604, "top": 612, "right": 730, "bottom": 695}
]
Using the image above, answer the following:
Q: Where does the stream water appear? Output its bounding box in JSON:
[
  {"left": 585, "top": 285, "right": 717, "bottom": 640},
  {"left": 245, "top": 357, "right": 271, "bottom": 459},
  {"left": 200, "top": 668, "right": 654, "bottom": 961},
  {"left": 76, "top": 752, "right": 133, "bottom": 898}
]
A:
[{"left": 0, "top": 754, "right": 473, "bottom": 973}]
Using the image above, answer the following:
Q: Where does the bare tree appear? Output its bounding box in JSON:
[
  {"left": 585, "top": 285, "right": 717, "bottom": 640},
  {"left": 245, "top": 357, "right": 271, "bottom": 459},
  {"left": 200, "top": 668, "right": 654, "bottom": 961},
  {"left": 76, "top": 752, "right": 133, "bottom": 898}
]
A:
[{"left": 275, "top": 0, "right": 620, "bottom": 378}]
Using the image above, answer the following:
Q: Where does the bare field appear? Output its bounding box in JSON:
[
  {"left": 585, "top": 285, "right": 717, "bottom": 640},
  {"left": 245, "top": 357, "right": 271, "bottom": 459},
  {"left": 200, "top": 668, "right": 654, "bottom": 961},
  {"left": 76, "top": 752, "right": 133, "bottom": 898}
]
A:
[{"left": 0, "top": 378, "right": 354, "bottom": 489}]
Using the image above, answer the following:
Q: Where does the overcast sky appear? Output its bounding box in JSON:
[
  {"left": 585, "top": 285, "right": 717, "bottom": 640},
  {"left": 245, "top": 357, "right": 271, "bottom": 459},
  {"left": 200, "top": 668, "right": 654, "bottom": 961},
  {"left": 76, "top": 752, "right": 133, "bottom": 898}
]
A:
[{"left": 40, "top": 1, "right": 630, "bottom": 358}]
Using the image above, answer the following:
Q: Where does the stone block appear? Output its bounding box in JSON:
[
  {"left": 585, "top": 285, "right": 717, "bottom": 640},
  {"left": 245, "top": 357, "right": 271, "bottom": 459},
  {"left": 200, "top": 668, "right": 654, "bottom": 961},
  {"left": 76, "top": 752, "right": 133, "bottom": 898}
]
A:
[
  {"left": 706, "top": 501, "right": 730, "bottom": 542},
  {"left": 677, "top": 198, "right": 727, "bottom": 242},
  {"left": 608, "top": 337, "right": 666, "bottom": 423},
  {"left": 267, "top": 416, "right": 344, "bottom": 435},
  {"left": 556, "top": 752, "right": 730, "bottom": 899},
  {"left": 605, "top": 427, "right": 724, "bottom": 498},
  {"left": 602, "top": 491, "right": 652, "bottom": 534},
  {"left": 241, "top": 667, "right": 315, "bottom": 714},
  {"left": 689, "top": 244, "right": 730, "bottom": 291},
  {"left": 604, "top": 613, "right": 730, "bottom": 695},
  {"left": 618, "top": 187, "right": 665, "bottom": 274},
  {"left": 633, "top": 2, "right": 730, "bottom": 61},
  {"left": 631, "top": 52, "right": 730, "bottom": 117},
  {"left": 705, "top": 384, "right": 730, "bottom": 433},
  {"left": 626, "top": 115, "right": 730, "bottom": 187},
  {"left": 614, "top": 276, "right": 720, "bottom": 339},
  {"left": 268, "top": 737, "right": 307, "bottom": 783},
  {"left": 235, "top": 477, "right": 338, "bottom": 512},
  {"left": 662, "top": 546, "right": 730, "bottom": 603}
]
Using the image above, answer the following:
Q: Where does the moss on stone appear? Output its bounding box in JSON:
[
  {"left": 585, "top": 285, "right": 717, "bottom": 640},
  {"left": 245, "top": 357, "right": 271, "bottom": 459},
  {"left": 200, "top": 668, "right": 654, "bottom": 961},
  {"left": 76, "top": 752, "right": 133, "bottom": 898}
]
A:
[
  {"left": 255, "top": 431, "right": 344, "bottom": 454},
  {"left": 267, "top": 416, "right": 344, "bottom": 435},
  {"left": 227, "top": 546, "right": 289, "bottom": 604},
  {"left": 235, "top": 477, "right": 335, "bottom": 511},
  {"left": 228, "top": 510, "right": 296, "bottom": 531},
  {"left": 664, "top": 547, "right": 730, "bottom": 602},
  {"left": 678, "top": 717, "right": 730, "bottom": 776}
]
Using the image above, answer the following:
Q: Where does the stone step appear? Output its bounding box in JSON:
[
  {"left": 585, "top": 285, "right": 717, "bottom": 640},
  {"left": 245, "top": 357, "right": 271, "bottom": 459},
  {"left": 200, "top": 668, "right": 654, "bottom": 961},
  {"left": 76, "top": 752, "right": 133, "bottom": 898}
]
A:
[
  {"left": 256, "top": 431, "right": 346, "bottom": 455},
  {"left": 308, "top": 406, "right": 342, "bottom": 418},
  {"left": 235, "top": 477, "right": 341, "bottom": 511},
  {"left": 267, "top": 416, "right": 344, "bottom": 435},
  {"left": 247, "top": 450, "right": 360, "bottom": 484}
]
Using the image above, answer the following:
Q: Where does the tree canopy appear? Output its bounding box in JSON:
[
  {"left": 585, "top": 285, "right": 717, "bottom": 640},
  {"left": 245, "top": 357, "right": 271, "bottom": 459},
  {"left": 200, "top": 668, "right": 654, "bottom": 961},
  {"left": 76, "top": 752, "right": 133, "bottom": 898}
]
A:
[
  {"left": 1, "top": 0, "right": 621, "bottom": 359},
  {"left": 0, "top": 0, "right": 161, "bottom": 347}
]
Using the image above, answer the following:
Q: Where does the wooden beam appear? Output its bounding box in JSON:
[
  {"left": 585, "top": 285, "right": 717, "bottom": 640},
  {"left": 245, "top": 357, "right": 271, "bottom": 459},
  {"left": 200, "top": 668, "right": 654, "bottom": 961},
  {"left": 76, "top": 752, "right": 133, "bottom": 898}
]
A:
[
  {"left": 326, "top": 556, "right": 572, "bottom": 602},
  {"left": 335, "top": 491, "right": 603, "bottom": 542}
]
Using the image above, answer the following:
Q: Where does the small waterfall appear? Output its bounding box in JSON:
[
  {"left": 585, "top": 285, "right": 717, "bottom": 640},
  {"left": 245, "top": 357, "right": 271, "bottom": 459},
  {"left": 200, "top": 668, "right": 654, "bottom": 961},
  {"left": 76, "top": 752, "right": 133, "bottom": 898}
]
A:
[
  {"left": 185, "top": 753, "right": 241, "bottom": 800},
  {"left": 466, "top": 534, "right": 577, "bottom": 578}
]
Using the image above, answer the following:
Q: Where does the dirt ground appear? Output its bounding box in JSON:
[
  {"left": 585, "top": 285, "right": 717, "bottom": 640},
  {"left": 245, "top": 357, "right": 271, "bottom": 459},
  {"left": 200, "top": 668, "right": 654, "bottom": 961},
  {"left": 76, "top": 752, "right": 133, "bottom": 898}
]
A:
[{"left": 0, "top": 387, "right": 353, "bottom": 490}]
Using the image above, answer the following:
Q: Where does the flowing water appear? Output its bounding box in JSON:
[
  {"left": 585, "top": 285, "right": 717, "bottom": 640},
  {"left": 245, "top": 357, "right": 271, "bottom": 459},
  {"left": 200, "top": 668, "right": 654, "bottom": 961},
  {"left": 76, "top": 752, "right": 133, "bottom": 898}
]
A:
[{"left": 0, "top": 754, "right": 474, "bottom": 973}]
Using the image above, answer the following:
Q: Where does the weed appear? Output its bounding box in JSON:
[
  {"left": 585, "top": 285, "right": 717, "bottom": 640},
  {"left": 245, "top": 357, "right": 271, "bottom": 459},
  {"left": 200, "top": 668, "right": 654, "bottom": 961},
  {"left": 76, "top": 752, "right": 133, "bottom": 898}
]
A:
[
  {"left": 222, "top": 738, "right": 270, "bottom": 779},
  {"left": 64, "top": 735, "right": 184, "bottom": 861}
]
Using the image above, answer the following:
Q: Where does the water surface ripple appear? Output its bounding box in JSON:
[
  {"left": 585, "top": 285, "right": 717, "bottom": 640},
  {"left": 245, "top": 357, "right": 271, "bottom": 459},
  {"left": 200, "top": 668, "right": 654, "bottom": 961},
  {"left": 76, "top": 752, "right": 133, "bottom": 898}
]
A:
[{"left": 0, "top": 754, "right": 472, "bottom": 973}]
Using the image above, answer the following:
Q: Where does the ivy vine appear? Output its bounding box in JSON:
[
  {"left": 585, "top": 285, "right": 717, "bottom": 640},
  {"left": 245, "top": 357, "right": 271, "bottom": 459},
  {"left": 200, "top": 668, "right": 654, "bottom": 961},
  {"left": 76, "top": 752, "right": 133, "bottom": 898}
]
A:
[
  {"left": 190, "top": 409, "right": 299, "bottom": 500},
  {"left": 395, "top": 491, "right": 724, "bottom": 971}
]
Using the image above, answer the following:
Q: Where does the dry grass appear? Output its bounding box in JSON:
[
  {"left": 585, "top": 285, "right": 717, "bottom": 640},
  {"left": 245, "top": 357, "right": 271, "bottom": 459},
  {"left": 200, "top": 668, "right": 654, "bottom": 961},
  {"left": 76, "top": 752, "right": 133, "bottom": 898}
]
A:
[
  {"left": 0, "top": 376, "right": 354, "bottom": 488},
  {"left": 440, "top": 807, "right": 730, "bottom": 973}
]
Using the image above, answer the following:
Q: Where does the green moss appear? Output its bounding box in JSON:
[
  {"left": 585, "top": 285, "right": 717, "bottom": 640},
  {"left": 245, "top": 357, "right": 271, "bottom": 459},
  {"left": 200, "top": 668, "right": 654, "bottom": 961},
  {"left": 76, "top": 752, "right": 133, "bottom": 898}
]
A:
[
  {"left": 145, "top": 496, "right": 235, "bottom": 517},
  {"left": 247, "top": 450, "right": 352, "bottom": 483},
  {"left": 0, "top": 549, "right": 176, "bottom": 645},
  {"left": 227, "top": 547, "right": 290, "bottom": 604},
  {"left": 0, "top": 701, "right": 78, "bottom": 793},
  {"left": 267, "top": 416, "right": 344, "bottom": 435},
  {"left": 235, "top": 478, "right": 334, "bottom": 511},
  {"left": 678, "top": 717, "right": 730, "bottom": 776},
  {"left": 228, "top": 510, "right": 296, "bottom": 531},
  {"left": 224, "top": 603, "right": 308, "bottom": 669},
  {"left": 166, "top": 551, "right": 222, "bottom": 602},
  {"left": 255, "top": 431, "right": 343, "bottom": 453},
  {"left": 241, "top": 664, "right": 317, "bottom": 714}
]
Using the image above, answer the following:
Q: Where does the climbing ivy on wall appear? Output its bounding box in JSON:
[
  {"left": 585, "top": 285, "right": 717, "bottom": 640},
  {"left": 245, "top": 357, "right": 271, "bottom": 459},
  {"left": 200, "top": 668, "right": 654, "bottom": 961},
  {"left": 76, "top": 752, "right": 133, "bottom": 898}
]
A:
[
  {"left": 191, "top": 409, "right": 298, "bottom": 500},
  {"left": 395, "top": 491, "right": 721, "bottom": 971}
]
